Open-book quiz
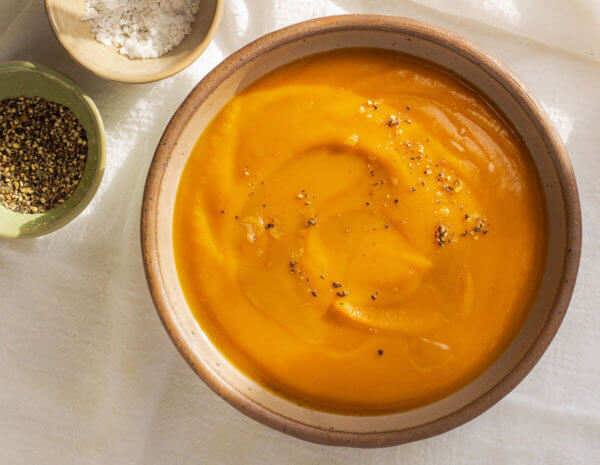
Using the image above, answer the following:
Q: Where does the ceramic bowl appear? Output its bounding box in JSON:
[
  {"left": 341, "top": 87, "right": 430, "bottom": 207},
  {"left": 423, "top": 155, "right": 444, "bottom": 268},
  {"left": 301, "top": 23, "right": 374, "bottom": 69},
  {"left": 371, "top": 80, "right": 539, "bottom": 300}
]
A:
[
  {"left": 45, "top": 0, "right": 223, "bottom": 84},
  {"left": 0, "top": 61, "right": 105, "bottom": 239},
  {"left": 141, "top": 16, "right": 581, "bottom": 447}
]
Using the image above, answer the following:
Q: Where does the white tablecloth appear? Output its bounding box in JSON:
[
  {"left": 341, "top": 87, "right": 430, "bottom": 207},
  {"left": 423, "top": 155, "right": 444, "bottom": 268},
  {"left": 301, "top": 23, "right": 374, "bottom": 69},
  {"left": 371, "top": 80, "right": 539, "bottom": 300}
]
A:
[{"left": 1, "top": 1, "right": 598, "bottom": 463}]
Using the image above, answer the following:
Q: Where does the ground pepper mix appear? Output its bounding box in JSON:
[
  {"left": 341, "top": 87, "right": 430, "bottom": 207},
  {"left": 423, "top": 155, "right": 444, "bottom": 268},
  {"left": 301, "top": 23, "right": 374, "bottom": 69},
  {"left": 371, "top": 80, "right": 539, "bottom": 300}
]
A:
[{"left": 0, "top": 96, "right": 88, "bottom": 213}]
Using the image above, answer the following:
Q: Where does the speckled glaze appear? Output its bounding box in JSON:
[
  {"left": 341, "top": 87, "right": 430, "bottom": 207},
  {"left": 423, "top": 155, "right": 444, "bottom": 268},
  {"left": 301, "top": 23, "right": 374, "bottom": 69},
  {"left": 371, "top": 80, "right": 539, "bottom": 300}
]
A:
[
  {"left": 140, "top": 16, "right": 581, "bottom": 447},
  {"left": 0, "top": 61, "right": 105, "bottom": 239},
  {"left": 45, "top": 0, "right": 223, "bottom": 84}
]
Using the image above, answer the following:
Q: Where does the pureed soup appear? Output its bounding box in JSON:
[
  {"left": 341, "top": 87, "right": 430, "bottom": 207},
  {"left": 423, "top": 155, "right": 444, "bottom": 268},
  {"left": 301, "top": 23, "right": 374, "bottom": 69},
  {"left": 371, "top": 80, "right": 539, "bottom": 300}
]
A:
[{"left": 173, "top": 49, "right": 547, "bottom": 413}]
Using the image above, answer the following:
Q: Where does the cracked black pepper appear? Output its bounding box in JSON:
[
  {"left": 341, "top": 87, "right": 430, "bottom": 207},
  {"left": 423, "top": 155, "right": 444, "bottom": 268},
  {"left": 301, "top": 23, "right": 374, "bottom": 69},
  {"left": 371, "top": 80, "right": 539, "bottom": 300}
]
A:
[{"left": 0, "top": 96, "right": 88, "bottom": 213}]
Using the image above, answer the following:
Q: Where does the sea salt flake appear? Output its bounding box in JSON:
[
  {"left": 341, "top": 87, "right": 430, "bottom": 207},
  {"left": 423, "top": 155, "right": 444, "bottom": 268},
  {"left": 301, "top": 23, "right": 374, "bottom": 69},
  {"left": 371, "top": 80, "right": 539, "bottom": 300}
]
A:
[{"left": 82, "top": 0, "right": 201, "bottom": 59}]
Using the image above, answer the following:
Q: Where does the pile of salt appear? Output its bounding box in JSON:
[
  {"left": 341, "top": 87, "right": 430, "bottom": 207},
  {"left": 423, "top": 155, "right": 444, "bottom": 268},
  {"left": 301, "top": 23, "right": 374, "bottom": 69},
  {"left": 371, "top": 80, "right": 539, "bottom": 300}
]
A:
[{"left": 82, "top": 0, "right": 201, "bottom": 59}]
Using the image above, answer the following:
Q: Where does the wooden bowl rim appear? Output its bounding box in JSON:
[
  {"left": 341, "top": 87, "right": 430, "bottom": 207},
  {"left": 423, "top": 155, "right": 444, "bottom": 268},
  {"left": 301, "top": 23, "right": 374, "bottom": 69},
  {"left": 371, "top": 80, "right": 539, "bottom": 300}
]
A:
[{"left": 140, "top": 15, "right": 582, "bottom": 447}]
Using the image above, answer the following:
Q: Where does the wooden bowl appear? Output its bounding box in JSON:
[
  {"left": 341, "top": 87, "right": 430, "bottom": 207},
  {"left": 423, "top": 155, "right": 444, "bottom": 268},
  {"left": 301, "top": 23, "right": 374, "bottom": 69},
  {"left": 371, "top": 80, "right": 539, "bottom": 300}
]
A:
[
  {"left": 45, "top": 0, "right": 223, "bottom": 84},
  {"left": 141, "top": 16, "right": 581, "bottom": 447},
  {"left": 0, "top": 61, "right": 105, "bottom": 239}
]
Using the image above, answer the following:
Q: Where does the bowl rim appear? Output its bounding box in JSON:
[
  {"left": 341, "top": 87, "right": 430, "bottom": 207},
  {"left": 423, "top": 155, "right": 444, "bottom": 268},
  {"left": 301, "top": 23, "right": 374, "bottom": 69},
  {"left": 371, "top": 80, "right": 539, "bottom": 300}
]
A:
[
  {"left": 44, "top": 0, "right": 224, "bottom": 84},
  {"left": 0, "top": 60, "right": 106, "bottom": 239},
  {"left": 140, "top": 15, "right": 582, "bottom": 447}
]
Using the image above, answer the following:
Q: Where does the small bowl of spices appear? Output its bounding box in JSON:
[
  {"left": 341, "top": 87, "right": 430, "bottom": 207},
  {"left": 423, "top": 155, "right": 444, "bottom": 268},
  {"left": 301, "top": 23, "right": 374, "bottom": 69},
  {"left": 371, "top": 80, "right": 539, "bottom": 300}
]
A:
[
  {"left": 0, "top": 61, "right": 105, "bottom": 238},
  {"left": 45, "top": 0, "right": 224, "bottom": 84}
]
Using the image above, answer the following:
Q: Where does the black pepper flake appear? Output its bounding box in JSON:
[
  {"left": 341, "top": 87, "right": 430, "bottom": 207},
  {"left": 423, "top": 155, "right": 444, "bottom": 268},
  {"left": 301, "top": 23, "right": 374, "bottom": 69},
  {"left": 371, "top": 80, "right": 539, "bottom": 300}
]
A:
[
  {"left": 435, "top": 224, "right": 450, "bottom": 246},
  {"left": 311, "top": 290, "right": 317, "bottom": 297},
  {"left": 332, "top": 282, "right": 341, "bottom": 288},
  {"left": 336, "top": 290, "right": 348, "bottom": 297},
  {"left": 371, "top": 294, "right": 377, "bottom": 301},
  {"left": 264, "top": 223, "right": 274, "bottom": 229},
  {"left": 461, "top": 216, "right": 491, "bottom": 239},
  {"left": 305, "top": 218, "right": 317, "bottom": 227},
  {"left": 377, "top": 349, "right": 384, "bottom": 356},
  {"left": 394, "top": 198, "right": 399, "bottom": 204}
]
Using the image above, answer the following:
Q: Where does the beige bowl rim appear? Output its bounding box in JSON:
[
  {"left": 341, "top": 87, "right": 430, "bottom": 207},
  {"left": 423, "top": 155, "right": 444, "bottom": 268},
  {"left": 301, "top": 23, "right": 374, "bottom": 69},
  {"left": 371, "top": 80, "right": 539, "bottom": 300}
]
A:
[{"left": 44, "top": 0, "right": 224, "bottom": 84}]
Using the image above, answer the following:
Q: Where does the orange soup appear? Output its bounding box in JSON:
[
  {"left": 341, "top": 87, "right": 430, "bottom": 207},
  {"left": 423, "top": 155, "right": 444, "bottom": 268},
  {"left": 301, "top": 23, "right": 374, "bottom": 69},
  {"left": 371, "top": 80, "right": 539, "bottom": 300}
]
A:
[{"left": 173, "top": 49, "right": 547, "bottom": 413}]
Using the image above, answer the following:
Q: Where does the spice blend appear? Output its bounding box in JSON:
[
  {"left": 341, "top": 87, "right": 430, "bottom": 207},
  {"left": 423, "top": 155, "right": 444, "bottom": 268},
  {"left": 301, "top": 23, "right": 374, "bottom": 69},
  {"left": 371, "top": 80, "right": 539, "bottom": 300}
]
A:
[{"left": 0, "top": 96, "right": 88, "bottom": 214}]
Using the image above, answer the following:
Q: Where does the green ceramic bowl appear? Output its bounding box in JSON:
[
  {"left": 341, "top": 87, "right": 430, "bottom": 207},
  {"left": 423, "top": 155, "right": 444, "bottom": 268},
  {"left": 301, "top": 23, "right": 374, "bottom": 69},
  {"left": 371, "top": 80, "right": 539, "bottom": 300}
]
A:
[{"left": 0, "top": 61, "right": 105, "bottom": 238}]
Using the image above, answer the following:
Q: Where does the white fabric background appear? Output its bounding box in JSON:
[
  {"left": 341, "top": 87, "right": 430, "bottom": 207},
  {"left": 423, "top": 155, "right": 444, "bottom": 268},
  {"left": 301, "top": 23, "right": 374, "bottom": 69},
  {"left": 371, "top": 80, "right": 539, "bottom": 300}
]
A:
[{"left": 1, "top": 1, "right": 599, "bottom": 463}]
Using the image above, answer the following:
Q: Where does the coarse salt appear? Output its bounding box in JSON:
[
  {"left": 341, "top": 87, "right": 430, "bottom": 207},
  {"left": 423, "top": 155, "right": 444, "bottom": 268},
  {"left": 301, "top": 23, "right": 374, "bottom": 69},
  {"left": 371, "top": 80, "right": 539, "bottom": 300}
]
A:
[{"left": 82, "top": 0, "right": 201, "bottom": 59}]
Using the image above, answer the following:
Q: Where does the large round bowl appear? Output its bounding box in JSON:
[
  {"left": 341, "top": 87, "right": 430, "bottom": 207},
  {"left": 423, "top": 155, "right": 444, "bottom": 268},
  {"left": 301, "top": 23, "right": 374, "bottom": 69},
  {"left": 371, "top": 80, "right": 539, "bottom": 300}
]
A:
[{"left": 141, "top": 16, "right": 581, "bottom": 447}]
